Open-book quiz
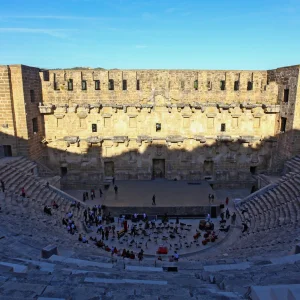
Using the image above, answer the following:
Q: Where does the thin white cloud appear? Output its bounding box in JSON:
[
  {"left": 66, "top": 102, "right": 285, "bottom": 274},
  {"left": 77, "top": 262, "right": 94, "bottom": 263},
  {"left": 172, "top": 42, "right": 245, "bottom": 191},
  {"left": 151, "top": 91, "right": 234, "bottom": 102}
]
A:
[{"left": 0, "top": 27, "right": 74, "bottom": 38}]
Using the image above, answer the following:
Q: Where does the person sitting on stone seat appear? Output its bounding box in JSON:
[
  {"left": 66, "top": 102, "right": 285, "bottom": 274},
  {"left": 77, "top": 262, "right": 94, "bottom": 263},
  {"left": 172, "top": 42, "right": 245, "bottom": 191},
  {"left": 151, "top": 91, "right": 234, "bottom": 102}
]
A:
[
  {"left": 130, "top": 251, "right": 135, "bottom": 259},
  {"left": 138, "top": 249, "right": 144, "bottom": 262},
  {"left": 78, "top": 234, "right": 83, "bottom": 241},
  {"left": 67, "top": 211, "right": 73, "bottom": 219},
  {"left": 242, "top": 222, "right": 248, "bottom": 233},
  {"left": 44, "top": 205, "right": 52, "bottom": 215},
  {"left": 96, "top": 239, "right": 105, "bottom": 248},
  {"left": 82, "top": 236, "right": 88, "bottom": 243},
  {"left": 70, "top": 201, "right": 76, "bottom": 208},
  {"left": 52, "top": 201, "right": 59, "bottom": 209},
  {"left": 62, "top": 218, "right": 68, "bottom": 226},
  {"left": 174, "top": 251, "right": 179, "bottom": 261},
  {"left": 122, "top": 249, "right": 127, "bottom": 258},
  {"left": 71, "top": 222, "right": 77, "bottom": 232}
]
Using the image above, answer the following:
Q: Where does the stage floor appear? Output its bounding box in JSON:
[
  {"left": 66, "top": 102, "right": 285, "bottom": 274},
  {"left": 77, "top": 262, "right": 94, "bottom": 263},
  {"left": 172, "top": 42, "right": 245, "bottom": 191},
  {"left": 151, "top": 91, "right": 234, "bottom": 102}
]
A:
[{"left": 64, "top": 179, "right": 250, "bottom": 210}]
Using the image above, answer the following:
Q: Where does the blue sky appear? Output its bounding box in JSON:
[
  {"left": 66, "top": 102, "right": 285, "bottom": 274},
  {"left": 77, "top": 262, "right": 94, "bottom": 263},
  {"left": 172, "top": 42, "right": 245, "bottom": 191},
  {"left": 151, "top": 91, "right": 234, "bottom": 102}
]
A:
[{"left": 0, "top": 0, "right": 299, "bottom": 70}]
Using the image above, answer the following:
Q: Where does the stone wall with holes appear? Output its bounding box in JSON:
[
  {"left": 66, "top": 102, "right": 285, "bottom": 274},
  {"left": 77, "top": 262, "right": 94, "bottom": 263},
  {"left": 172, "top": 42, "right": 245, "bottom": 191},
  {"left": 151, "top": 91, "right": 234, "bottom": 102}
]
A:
[
  {"left": 37, "top": 68, "right": 294, "bottom": 186},
  {"left": 40, "top": 69, "right": 277, "bottom": 106},
  {"left": 267, "top": 65, "right": 300, "bottom": 172},
  {"left": 2, "top": 64, "right": 300, "bottom": 187}
]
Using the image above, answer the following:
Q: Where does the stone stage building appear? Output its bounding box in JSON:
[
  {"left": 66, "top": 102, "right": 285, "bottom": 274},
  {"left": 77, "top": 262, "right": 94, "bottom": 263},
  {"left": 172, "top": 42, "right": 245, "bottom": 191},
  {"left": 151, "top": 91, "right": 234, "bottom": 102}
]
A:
[{"left": 0, "top": 64, "right": 300, "bottom": 188}]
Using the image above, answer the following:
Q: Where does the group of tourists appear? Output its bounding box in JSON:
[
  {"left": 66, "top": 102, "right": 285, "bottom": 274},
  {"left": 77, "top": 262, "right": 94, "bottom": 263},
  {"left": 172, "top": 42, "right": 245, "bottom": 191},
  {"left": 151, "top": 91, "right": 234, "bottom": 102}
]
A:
[{"left": 83, "top": 189, "right": 103, "bottom": 202}]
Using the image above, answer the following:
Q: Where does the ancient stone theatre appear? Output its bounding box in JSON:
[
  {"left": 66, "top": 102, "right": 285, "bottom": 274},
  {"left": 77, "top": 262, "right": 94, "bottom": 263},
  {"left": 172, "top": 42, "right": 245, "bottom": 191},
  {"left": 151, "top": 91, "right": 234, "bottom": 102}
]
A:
[{"left": 1, "top": 64, "right": 299, "bottom": 188}]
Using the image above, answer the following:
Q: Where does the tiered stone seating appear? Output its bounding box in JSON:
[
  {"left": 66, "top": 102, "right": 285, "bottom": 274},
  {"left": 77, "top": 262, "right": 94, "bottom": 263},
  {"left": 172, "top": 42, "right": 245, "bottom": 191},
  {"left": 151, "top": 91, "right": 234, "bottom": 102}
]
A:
[
  {"left": 1, "top": 156, "right": 300, "bottom": 299},
  {"left": 0, "top": 157, "right": 86, "bottom": 235},
  {"left": 284, "top": 155, "right": 300, "bottom": 173}
]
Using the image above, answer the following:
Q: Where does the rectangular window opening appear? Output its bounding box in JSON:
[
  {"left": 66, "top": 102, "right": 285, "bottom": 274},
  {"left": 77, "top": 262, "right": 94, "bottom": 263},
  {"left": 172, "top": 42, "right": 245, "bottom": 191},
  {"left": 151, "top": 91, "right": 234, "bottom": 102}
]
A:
[
  {"left": 220, "top": 80, "right": 226, "bottom": 91},
  {"left": 221, "top": 123, "right": 226, "bottom": 132},
  {"left": 61, "top": 167, "right": 67, "bottom": 177},
  {"left": 32, "top": 118, "right": 38, "bottom": 133},
  {"left": 250, "top": 166, "right": 257, "bottom": 175},
  {"left": 30, "top": 90, "right": 35, "bottom": 103},
  {"left": 207, "top": 81, "right": 212, "bottom": 91},
  {"left": 284, "top": 89, "right": 289, "bottom": 103},
  {"left": 92, "top": 124, "right": 97, "bottom": 132},
  {"left": 68, "top": 79, "right": 73, "bottom": 91},
  {"left": 95, "top": 80, "right": 100, "bottom": 90},
  {"left": 109, "top": 79, "right": 114, "bottom": 90},
  {"left": 181, "top": 81, "right": 185, "bottom": 90},
  {"left": 82, "top": 80, "right": 87, "bottom": 90},
  {"left": 194, "top": 80, "right": 198, "bottom": 90},
  {"left": 3, "top": 145, "right": 12, "bottom": 157},
  {"left": 156, "top": 123, "right": 161, "bottom": 132},
  {"left": 123, "top": 79, "right": 127, "bottom": 91},
  {"left": 234, "top": 81, "right": 239, "bottom": 91},
  {"left": 136, "top": 79, "right": 140, "bottom": 90},
  {"left": 43, "top": 71, "right": 49, "bottom": 81},
  {"left": 247, "top": 81, "right": 253, "bottom": 91},
  {"left": 280, "top": 117, "right": 287, "bottom": 132}
]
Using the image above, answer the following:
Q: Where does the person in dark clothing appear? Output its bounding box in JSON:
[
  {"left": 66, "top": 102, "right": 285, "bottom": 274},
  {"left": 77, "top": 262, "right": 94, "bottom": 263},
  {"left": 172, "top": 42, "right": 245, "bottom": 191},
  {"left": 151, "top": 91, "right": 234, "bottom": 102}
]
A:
[
  {"left": 152, "top": 194, "right": 156, "bottom": 205},
  {"left": 85, "top": 192, "right": 89, "bottom": 200},
  {"left": 242, "top": 222, "right": 248, "bottom": 233},
  {"left": 231, "top": 212, "right": 236, "bottom": 225},
  {"left": 226, "top": 208, "right": 230, "bottom": 219},
  {"left": 114, "top": 185, "right": 118, "bottom": 194},
  {"left": 112, "top": 177, "right": 115, "bottom": 185},
  {"left": 83, "top": 193, "right": 86, "bottom": 202},
  {"left": 99, "top": 188, "right": 103, "bottom": 197},
  {"left": 220, "top": 212, "right": 225, "bottom": 221}
]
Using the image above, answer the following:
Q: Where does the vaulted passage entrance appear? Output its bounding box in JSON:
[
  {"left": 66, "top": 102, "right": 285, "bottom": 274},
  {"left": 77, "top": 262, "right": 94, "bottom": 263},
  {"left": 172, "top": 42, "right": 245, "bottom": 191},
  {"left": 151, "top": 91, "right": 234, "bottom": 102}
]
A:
[
  {"left": 104, "top": 161, "right": 114, "bottom": 177},
  {"left": 203, "top": 160, "right": 214, "bottom": 175},
  {"left": 152, "top": 159, "right": 165, "bottom": 179}
]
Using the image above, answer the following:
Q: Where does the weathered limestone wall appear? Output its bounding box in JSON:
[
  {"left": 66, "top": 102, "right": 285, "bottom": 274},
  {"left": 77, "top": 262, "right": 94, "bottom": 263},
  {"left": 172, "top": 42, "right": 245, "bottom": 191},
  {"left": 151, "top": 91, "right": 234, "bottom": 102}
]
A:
[
  {"left": 0, "top": 65, "right": 45, "bottom": 160},
  {"left": 38, "top": 69, "right": 281, "bottom": 187},
  {"left": 19, "top": 65, "right": 44, "bottom": 161},
  {"left": 41, "top": 69, "right": 277, "bottom": 106},
  {"left": 0, "top": 66, "right": 17, "bottom": 156},
  {"left": 268, "top": 65, "right": 300, "bottom": 172},
  {"left": 2, "top": 64, "right": 300, "bottom": 188}
]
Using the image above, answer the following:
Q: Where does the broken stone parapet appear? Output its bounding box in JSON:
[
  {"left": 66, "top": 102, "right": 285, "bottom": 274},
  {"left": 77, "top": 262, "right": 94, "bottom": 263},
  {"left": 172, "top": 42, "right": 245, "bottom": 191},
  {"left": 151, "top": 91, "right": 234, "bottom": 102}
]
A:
[
  {"left": 262, "top": 104, "right": 280, "bottom": 113},
  {"left": 38, "top": 103, "right": 54, "bottom": 114}
]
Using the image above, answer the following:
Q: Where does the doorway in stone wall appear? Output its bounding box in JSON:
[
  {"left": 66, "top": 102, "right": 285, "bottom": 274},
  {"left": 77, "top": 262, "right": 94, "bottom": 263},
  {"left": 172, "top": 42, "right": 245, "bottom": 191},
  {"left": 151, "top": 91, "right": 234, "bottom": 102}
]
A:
[
  {"left": 152, "top": 159, "right": 165, "bottom": 179},
  {"left": 203, "top": 160, "right": 214, "bottom": 176},
  {"left": 104, "top": 161, "right": 114, "bottom": 177}
]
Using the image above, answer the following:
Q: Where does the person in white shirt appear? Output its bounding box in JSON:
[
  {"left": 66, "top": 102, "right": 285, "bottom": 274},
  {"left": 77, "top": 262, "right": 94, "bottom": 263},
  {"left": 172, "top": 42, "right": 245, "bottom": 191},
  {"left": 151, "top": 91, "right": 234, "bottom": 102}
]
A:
[{"left": 134, "top": 213, "right": 138, "bottom": 219}]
